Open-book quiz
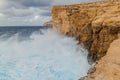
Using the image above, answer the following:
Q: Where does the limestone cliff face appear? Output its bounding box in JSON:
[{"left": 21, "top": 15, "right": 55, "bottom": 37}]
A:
[
  {"left": 52, "top": 0, "right": 120, "bottom": 61},
  {"left": 43, "top": 20, "right": 53, "bottom": 27},
  {"left": 85, "top": 37, "right": 120, "bottom": 80}
]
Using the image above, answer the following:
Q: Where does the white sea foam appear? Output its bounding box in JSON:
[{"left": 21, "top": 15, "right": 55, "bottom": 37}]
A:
[{"left": 0, "top": 29, "right": 91, "bottom": 80}]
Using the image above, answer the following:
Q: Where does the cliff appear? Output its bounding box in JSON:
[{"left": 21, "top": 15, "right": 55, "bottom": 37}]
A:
[
  {"left": 52, "top": 0, "right": 120, "bottom": 61},
  {"left": 85, "top": 36, "right": 120, "bottom": 80},
  {"left": 43, "top": 20, "right": 53, "bottom": 27}
]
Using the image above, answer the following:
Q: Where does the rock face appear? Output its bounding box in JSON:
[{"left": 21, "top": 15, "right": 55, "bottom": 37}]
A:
[
  {"left": 86, "top": 37, "right": 120, "bottom": 80},
  {"left": 43, "top": 20, "right": 53, "bottom": 27},
  {"left": 52, "top": 0, "right": 120, "bottom": 61}
]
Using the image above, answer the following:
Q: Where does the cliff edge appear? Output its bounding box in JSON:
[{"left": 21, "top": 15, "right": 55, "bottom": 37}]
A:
[{"left": 52, "top": 0, "right": 120, "bottom": 61}]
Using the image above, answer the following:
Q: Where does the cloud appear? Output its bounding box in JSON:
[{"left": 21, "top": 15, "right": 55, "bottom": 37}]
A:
[
  {"left": 0, "top": 0, "right": 9, "bottom": 9},
  {"left": 6, "top": 0, "right": 53, "bottom": 8},
  {"left": 52, "top": 0, "right": 100, "bottom": 5},
  {"left": 0, "top": 0, "right": 100, "bottom": 26},
  {"left": 40, "top": 11, "right": 51, "bottom": 16},
  {"left": 2, "top": 7, "right": 33, "bottom": 17},
  {"left": 29, "top": 15, "right": 41, "bottom": 22},
  {"left": 0, "top": 13, "right": 5, "bottom": 17},
  {"left": 34, "top": 15, "right": 40, "bottom": 20}
]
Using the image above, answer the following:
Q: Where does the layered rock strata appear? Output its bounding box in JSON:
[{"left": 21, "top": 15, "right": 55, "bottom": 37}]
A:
[{"left": 52, "top": 0, "right": 120, "bottom": 61}]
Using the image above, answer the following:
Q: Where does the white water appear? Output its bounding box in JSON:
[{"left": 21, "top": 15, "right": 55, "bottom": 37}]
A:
[{"left": 0, "top": 29, "right": 91, "bottom": 80}]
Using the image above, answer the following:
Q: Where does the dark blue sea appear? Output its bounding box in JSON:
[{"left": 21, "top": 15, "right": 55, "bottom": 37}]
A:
[
  {"left": 0, "top": 26, "right": 49, "bottom": 40},
  {"left": 0, "top": 26, "right": 91, "bottom": 80}
]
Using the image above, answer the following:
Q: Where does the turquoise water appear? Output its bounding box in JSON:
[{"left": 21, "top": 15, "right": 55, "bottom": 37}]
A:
[{"left": 0, "top": 27, "right": 91, "bottom": 80}]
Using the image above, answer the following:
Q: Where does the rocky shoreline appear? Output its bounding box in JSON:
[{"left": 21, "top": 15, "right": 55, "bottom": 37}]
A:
[
  {"left": 82, "top": 37, "right": 120, "bottom": 80},
  {"left": 45, "top": 0, "right": 120, "bottom": 80},
  {"left": 52, "top": 0, "right": 120, "bottom": 62}
]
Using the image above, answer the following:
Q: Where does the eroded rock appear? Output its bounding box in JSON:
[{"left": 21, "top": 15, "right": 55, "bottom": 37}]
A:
[
  {"left": 86, "top": 37, "right": 120, "bottom": 80},
  {"left": 52, "top": 0, "right": 120, "bottom": 61},
  {"left": 43, "top": 20, "right": 53, "bottom": 27}
]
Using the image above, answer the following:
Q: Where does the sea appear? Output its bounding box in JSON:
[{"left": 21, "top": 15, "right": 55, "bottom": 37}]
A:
[{"left": 0, "top": 26, "right": 91, "bottom": 80}]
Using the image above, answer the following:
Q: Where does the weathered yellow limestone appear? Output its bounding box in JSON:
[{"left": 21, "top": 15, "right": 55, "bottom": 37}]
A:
[
  {"left": 51, "top": 0, "right": 120, "bottom": 80},
  {"left": 52, "top": 0, "right": 120, "bottom": 61},
  {"left": 86, "top": 38, "right": 120, "bottom": 80}
]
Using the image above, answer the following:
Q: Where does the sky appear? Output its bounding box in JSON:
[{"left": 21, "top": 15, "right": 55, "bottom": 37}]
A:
[{"left": 0, "top": 0, "right": 100, "bottom": 26}]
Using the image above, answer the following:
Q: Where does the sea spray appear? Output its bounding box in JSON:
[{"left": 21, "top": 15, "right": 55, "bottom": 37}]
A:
[{"left": 0, "top": 28, "right": 91, "bottom": 80}]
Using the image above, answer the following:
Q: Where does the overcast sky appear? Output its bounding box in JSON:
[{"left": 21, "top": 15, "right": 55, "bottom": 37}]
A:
[{"left": 0, "top": 0, "right": 100, "bottom": 26}]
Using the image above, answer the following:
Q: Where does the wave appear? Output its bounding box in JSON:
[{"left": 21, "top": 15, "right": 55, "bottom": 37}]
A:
[{"left": 0, "top": 29, "right": 91, "bottom": 80}]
